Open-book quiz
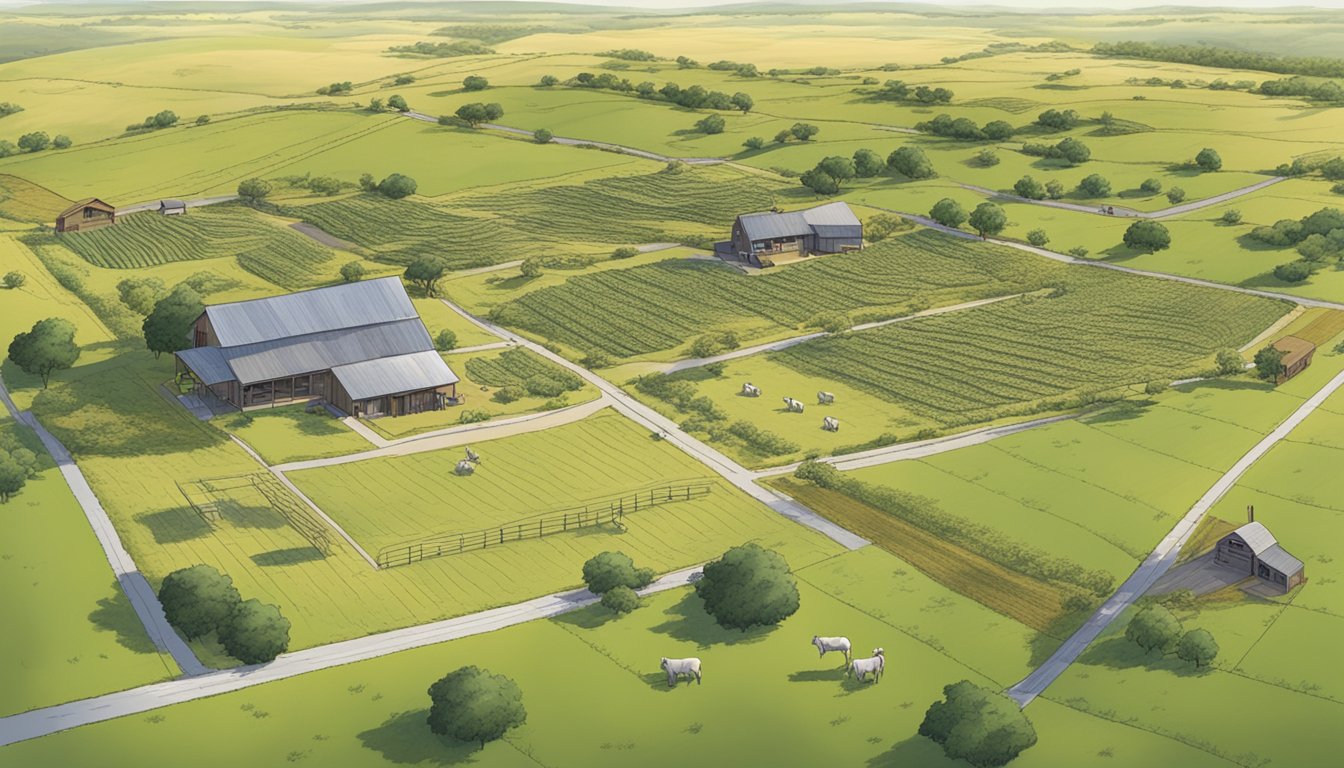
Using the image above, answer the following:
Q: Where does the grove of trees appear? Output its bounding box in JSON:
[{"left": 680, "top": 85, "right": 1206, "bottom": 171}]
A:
[{"left": 159, "top": 564, "right": 291, "bottom": 664}]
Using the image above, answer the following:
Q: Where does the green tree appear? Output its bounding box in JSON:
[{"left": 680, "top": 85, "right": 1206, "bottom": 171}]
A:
[
  {"left": 394, "top": 74, "right": 415, "bottom": 85},
  {"left": 1027, "top": 229, "right": 1049, "bottom": 247},
  {"left": 538, "top": 74, "right": 559, "bottom": 87},
  {"left": 358, "top": 173, "right": 376, "bottom": 192},
  {"left": 462, "top": 75, "right": 489, "bottom": 91},
  {"left": 1274, "top": 260, "right": 1312, "bottom": 283},
  {"left": 158, "top": 565, "right": 241, "bottom": 640},
  {"left": 0, "top": 456, "right": 26, "bottom": 503},
  {"left": 8, "top": 317, "right": 80, "bottom": 387},
  {"left": 1055, "top": 137, "right": 1091, "bottom": 165},
  {"left": 1045, "top": 179, "right": 1065, "bottom": 199},
  {"left": 601, "top": 585, "right": 642, "bottom": 614},
  {"left": 404, "top": 256, "right": 448, "bottom": 296},
  {"left": 387, "top": 94, "right": 409, "bottom": 112},
  {"left": 1176, "top": 628, "right": 1220, "bottom": 667},
  {"left": 1122, "top": 220, "right": 1172, "bottom": 252},
  {"left": 852, "top": 148, "right": 884, "bottom": 177},
  {"left": 1077, "top": 173, "right": 1112, "bottom": 198},
  {"left": 1167, "top": 186, "right": 1186, "bottom": 204},
  {"left": 195, "top": 115, "right": 210, "bottom": 126},
  {"left": 582, "top": 551, "right": 654, "bottom": 595},
  {"left": 1221, "top": 209, "right": 1243, "bottom": 224},
  {"left": 116, "top": 276, "right": 167, "bottom": 315},
  {"left": 1195, "top": 147, "right": 1223, "bottom": 172},
  {"left": 236, "top": 177, "right": 272, "bottom": 202},
  {"left": 773, "top": 129, "right": 791, "bottom": 144},
  {"left": 982, "top": 120, "right": 1014, "bottom": 140},
  {"left": 339, "top": 261, "right": 366, "bottom": 283},
  {"left": 368, "top": 97, "right": 384, "bottom": 112},
  {"left": 434, "top": 329, "right": 457, "bottom": 352},
  {"left": 219, "top": 599, "right": 291, "bottom": 664},
  {"left": 730, "top": 92, "right": 754, "bottom": 113},
  {"left": 142, "top": 285, "right": 202, "bottom": 360},
  {"left": 52, "top": 135, "right": 72, "bottom": 149},
  {"left": 865, "top": 213, "right": 909, "bottom": 241},
  {"left": 1255, "top": 344, "right": 1286, "bottom": 381},
  {"left": 17, "top": 131, "right": 50, "bottom": 152},
  {"left": 611, "top": 246, "right": 639, "bottom": 259},
  {"left": 1013, "top": 175, "right": 1045, "bottom": 200},
  {"left": 1215, "top": 348, "right": 1245, "bottom": 376},
  {"left": 427, "top": 667, "right": 526, "bottom": 748},
  {"left": 378, "top": 173, "right": 417, "bottom": 199},
  {"left": 3, "top": 271, "right": 24, "bottom": 289},
  {"left": 1036, "top": 108, "right": 1079, "bottom": 131},
  {"left": 519, "top": 258, "right": 542, "bottom": 279},
  {"left": 789, "top": 122, "right": 819, "bottom": 141},
  {"left": 1125, "top": 604, "right": 1182, "bottom": 654},
  {"left": 695, "top": 543, "right": 799, "bottom": 631},
  {"left": 974, "top": 148, "right": 999, "bottom": 167},
  {"left": 742, "top": 136, "right": 765, "bottom": 151},
  {"left": 929, "top": 198, "right": 967, "bottom": 228},
  {"left": 695, "top": 114, "right": 726, "bottom": 134},
  {"left": 799, "top": 168, "right": 839, "bottom": 196},
  {"left": 817, "top": 156, "right": 856, "bottom": 184},
  {"left": 533, "top": 128, "right": 553, "bottom": 144},
  {"left": 920, "top": 680, "right": 1038, "bottom": 767},
  {"left": 1140, "top": 177, "right": 1163, "bottom": 194},
  {"left": 967, "top": 202, "right": 1007, "bottom": 239},
  {"left": 150, "top": 110, "right": 178, "bottom": 129},
  {"left": 887, "top": 145, "right": 935, "bottom": 179}
]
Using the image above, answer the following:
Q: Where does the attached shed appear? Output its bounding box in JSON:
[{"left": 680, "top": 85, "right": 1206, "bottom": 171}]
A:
[
  {"left": 55, "top": 198, "right": 116, "bottom": 233},
  {"left": 729, "top": 201, "right": 863, "bottom": 265},
  {"left": 1214, "top": 520, "right": 1304, "bottom": 594},
  {"left": 1271, "top": 336, "right": 1315, "bottom": 384},
  {"left": 159, "top": 199, "right": 187, "bottom": 216}
]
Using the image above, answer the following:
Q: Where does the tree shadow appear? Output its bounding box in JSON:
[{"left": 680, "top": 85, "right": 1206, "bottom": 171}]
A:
[
  {"left": 867, "top": 735, "right": 955, "bottom": 767},
  {"left": 1170, "top": 377, "right": 1271, "bottom": 394},
  {"left": 88, "top": 581, "right": 159, "bottom": 654},
  {"left": 1078, "top": 636, "right": 1212, "bottom": 677},
  {"left": 250, "top": 546, "right": 326, "bottom": 566},
  {"left": 357, "top": 709, "right": 482, "bottom": 765},
  {"left": 788, "top": 668, "right": 848, "bottom": 683},
  {"left": 550, "top": 603, "right": 618, "bottom": 631},
  {"left": 647, "top": 591, "right": 776, "bottom": 647},
  {"left": 136, "top": 506, "right": 212, "bottom": 544},
  {"left": 1237, "top": 270, "right": 1304, "bottom": 290},
  {"left": 1079, "top": 401, "right": 1152, "bottom": 425}
]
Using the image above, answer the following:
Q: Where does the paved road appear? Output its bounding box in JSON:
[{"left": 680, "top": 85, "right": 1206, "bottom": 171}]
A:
[
  {"left": 437, "top": 299, "right": 871, "bottom": 551},
  {"left": 0, "top": 376, "right": 208, "bottom": 679},
  {"left": 0, "top": 565, "right": 705, "bottom": 747},
  {"left": 118, "top": 195, "right": 239, "bottom": 215},
  {"left": 955, "top": 177, "right": 1286, "bottom": 220},
  {"left": 1006, "top": 365, "right": 1344, "bottom": 707}
]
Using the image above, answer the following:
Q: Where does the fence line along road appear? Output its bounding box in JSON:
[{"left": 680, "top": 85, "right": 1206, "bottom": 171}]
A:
[{"left": 1006, "top": 365, "right": 1344, "bottom": 707}]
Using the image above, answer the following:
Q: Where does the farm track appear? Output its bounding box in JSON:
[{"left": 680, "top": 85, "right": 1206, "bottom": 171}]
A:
[{"left": 953, "top": 176, "right": 1287, "bottom": 219}]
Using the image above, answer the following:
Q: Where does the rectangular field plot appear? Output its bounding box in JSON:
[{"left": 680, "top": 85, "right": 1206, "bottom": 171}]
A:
[{"left": 220, "top": 406, "right": 373, "bottom": 468}]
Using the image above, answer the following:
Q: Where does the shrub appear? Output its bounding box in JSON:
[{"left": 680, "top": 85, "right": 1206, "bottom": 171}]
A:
[
  {"left": 219, "top": 599, "right": 291, "bottom": 664},
  {"left": 1195, "top": 147, "right": 1222, "bottom": 172},
  {"left": 463, "top": 75, "right": 489, "bottom": 91},
  {"left": 852, "top": 148, "right": 884, "bottom": 177},
  {"left": 974, "top": 148, "right": 999, "bottom": 167},
  {"left": 523, "top": 374, "right": 567, "bottom": 398},
  {"left": 743, "top": 136, "right": 765, "bottom": 150},
  {"left": 1166, "top": 186, "right": 1186, "bottom": 204},
  {"left": 459, "top": 409, "right": 491, "bottom": 424},
  {"left": 1177, "top": 629, "right": 1219, "bottom": 667},
  {"left": 601, "top": 585, "right": 642, "bottom": 614},
  {"left": 434, "top": 329, "right": 457, "bottom": 351},
  {"left": 611, "top": 246, "right": 639, "bottom": 259},
  {"left": 2, "top": 271, "right": 24, "bottom": 289},
  {"left": 237, "top": 178, "right": 272, "bottom": 202},
  {"left": 695, "top": 543, "right": 799, "bottom": 630},
  {"left": 1068, "top": 246, "right": 1089, "bottom": 258},
  {"left": 1140, "top": 177, "right": 1163, "bottom": 194},
  {"left": 492, "top": 385, "right": 524, "bottom": 404},
  {"left": 888, "top": 146, "right": 935, "bottom": 179},
  {"left": 339, "top": 261, "right": 366, "bottom": 283},
  {"left": 427, "top": 667, "right": 526, "bottom": 748},
  {"left": 1125, "top": 604, "right": 1182, "bottom": 654},
  {"left": 1215, "top": 348, "right": 1244, "bottom": 375},
  {"left": 1014, "top": 176, "right": 1045, "bottom": 200},
  {"left": 582, "top": 551, "right": 655, "bottom": 594},
  {"left": 378, "top": 173, "right": 418, "bottom": 199},
  {"left": 387, "top": 94, "right": 409, "bottom": 112},
  {"left": 1026, "top": 229, "right": 1049, "bottom": 247},
  {"left": 928, "top": 198, "right": 966, "bottom": 228},
  {"left": 1221, "top": 209, "right": 1243, "bottom": 224},
  {"left": 805, "top": 310, "right": 850, "bottom": 333},
  {"left": 920, "top": 681, "right": 1037, "bottom": 767},
  {"left": 1077, "top": 173, "right": 1112, "bottom": 198},
  {"left": 1122, "top": 220, "right": 1171, "bottom": 252},
  {"left": 865, "top": 213, "right": 910, "bottom": 242},
  {"left": 695, "top": 114, "right": 726, "bottom": 134},
  {"left": 52, "top": 134, "right": 72, "bottom": 149},
  {"left": 195, "top": 115, "right": 210, "bottom": 126},
  {"left": 539, "top": 74, "right": 559, "bottom": 86},
  {"left": 1273, "top": 260, "right": 1312, "bottom": 283},
  {"left": 533, "top": 128, "right": 553, "bottom": 144},
  {"left": 158, "top": 565, "right": 241, "bottom": 640}
]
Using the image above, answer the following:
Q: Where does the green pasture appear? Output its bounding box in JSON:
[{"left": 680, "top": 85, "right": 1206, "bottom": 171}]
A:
[
  {"left": 0, "top": 547, "right": 1228, "bottom": 768},
  {"left": 411, "top": 297, "right": 500, "bottom": 349},
  {"left": 0, "top": 235, "right": 116, "bottom": 375},
  {"left": 0, "top": 417, "right": 175, "bottom": 717},
  {"left": 223, "top": 406, "right": 372, "bottom": 466}
]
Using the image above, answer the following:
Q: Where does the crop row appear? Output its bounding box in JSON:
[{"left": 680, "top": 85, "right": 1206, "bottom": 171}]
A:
[
  {"left": 463, "top": 348, "right": 583, "bottom": 390},
  {"left": 235, "top": 236, "right": 333, "bottom": 290}
]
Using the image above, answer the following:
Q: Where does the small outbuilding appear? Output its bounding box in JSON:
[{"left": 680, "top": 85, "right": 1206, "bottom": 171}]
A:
[
  {"left": 159, "top": 199, "right": 187, "bottom": 216},
  {"left": 1213, "top": 518, "right": 1304, "bottom": 594},
  {"left": 55, "top": 198, "right": 116, "bottom": 233},
  {"left": 1271, "top": 336, "right": 1315, "bottom": 384},
  {"left": 721, "top": 201, "right": 863, "bottom": 266}
]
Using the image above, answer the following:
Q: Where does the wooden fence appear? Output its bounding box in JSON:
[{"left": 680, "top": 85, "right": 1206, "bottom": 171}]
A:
[
  {"left": 376, "top": 480, "right": 713, "bottom": 569},
  {"left": 178, "top": 472, "right": 335, "bottom": 555}
]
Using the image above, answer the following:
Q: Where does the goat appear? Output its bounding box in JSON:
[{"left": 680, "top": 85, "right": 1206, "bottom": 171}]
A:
[
  {"left": 660, "top": 657, "right": 702, "bottom": 687},
  {"left": 848, "top": 648, "right": 884, "bottom": 683},
  {"left": 811, "top": 635, "right": 852, "bottom": 665}
]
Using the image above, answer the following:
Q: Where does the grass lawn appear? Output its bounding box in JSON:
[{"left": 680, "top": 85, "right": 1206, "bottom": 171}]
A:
[
  {"left": 0, "top": 549, "right": 1230, "bottom": 768},
  {"left": 221, "top": 406, "right": 372, "bottom": 465},
  {"left": 0, "top": 417, "right": 176, "bottom": 717},
  {"left": 411, "top": 297, "right": 500, "bottom": 349}
]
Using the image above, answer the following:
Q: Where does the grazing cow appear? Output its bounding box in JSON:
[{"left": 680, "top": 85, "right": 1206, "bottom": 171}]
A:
[
  {"left": 660, "top": 657, "right": 703, "bottom": 687},
  {"left": 783, "top": 397, "right": 805, "bottom": 413},
  {"left": 817, "top": 391, "right": 835, "bottom": 405},
  {"left": 742, "top": 383, "right": 761, "bottom": 397},
  {"left": 454, "top": 459, "right": 475, "bottom": 476},
  {"left": 849, "top": 648, "right": 884, "bottom": 683},
  {"left": 822, "top": 416, "right": 839, "bottom": 432},
  {"left": 811, "top": 635, "right": 852, "bottom": 665}
]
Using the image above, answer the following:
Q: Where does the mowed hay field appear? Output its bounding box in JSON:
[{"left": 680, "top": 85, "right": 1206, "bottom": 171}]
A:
[{"left": 0, "top": 549, "right": 1234, "bottom": 768}]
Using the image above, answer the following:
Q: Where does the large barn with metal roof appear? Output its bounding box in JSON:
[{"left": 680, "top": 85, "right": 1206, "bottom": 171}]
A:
[
  {"left": 724, "top": 201, "right": 863, "bottom": 266},
  {"left": 174, "top": 277, "right": 458, "bottom": 418}
]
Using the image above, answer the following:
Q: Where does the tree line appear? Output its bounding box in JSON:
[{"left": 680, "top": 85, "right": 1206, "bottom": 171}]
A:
[
  {"left": 547, "top": 70, "right": 754, "bottom": 113},
  {"left": 1094, "top": 40, "right": 1344, "bottom": 80}
]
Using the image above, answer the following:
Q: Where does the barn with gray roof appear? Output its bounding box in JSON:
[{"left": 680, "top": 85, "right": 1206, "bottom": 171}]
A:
[
  {"left": 1213, "top": 519, "right": 1304, "bottom": 594},
  {"left": 175, "top": 277, "right": 458, "bottom": 418},
  {"left": 724, "top": 201, "right": 863, "bottom": 265}
]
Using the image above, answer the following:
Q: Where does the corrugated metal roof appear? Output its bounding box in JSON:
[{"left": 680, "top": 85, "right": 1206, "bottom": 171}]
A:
[
  {"left": 331, "top": 350, "right": 459, "bottom": 401},
  {"left": 176, "top": 346, "right": 234, "bottom": 385},
  {"left": 160, "top": 199, "right": 186, "bottom": 210},
  {"left": 737, "top": 202, "right": 862, "bottom": 243},
  {"left": 205, "top": 277, "right": 418, "bottom": 347},
  {"left": 223, "top": 318, "right": 434, "bottom": 384},
  {"left": 1231, "top": 522, "right": 1278, "bottom": 555},
  {"left": 1258, "top": 544, "right": 1304, "bottom": 576}
]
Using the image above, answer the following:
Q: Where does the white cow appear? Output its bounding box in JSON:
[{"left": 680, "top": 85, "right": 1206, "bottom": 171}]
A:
[
  {"left": 783, "top": 397, "right": 805, "bottom": 413},
  {"left": 811, "top": 635, "right": 852, "bottom": 665},
  {"left": 817, "top": 391, "right": 835, "bottom": 405},
  {"left": 660, "top": 657, "right": 703, "bottom": 687},
  {"left": 849, "top": 648, "right": 884, "bottom": 683},
  {"left": 823, "top": 416, "right": 839, "bottom": 432},
  {"left": 742, "top": 383, "right": 761, "bottom": 397},
  {"left": 454, "top": 460, "right": 475, "bottom": 476}
]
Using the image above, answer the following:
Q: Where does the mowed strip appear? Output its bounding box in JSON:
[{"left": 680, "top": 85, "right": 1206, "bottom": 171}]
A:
[{"left": 771, "top": 478, "right": 1066, "bottom": 632}]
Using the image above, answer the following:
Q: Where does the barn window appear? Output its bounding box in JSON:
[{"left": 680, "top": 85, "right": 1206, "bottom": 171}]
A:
[
  {"left": 1257, "top": 563, "right": 1271, "bottom": 579},
  {"left": 1228, "top": 539, "right": 1244, "bottom": 550}
]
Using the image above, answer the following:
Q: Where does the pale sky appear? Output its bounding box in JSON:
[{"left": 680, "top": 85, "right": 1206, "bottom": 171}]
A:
[{"left": 12, "top": 0, "right": 1344, "bottom": 9}]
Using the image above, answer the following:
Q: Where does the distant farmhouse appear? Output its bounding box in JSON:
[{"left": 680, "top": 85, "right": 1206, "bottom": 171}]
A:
[
  {"left": 175, "top": 277, "right": 458, "bottom": 418},
  {"left": 720, "top": 201, "right": 863, "bottom": 266},
  {"left": 158, "top": 199, "right": 187, "bottom": 216},
  {"left": 55, "top": 198, "right": 116, "bottom": 233},
  {"left": 1214, "top": 516, "right": 1304, "bottom": 594},
  {"left": 1271, "top": 336, "right": 1315, "bottom": 384}
]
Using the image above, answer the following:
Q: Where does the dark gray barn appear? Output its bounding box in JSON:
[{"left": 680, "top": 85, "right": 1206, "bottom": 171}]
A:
[
  {"left": 724, "top": 201, "right": 863, "bottom": 266},
  {"left": 1213, "top": 520, "right": 1304, "bottom": 594}
]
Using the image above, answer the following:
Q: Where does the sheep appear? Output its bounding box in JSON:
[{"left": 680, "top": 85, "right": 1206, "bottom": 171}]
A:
[
  {"left": 848, "top": 648, "right": 884, "bottom": 683},
  {"left": 783, "top": 397, "right": 805, "bottom": 413},
  {"left": 811, "top": 635, "right": 852, "bottom": 665},
  {"left": 742, "top": 382, "right": 761, "bottom": 397},
  {"left": 454, "top": 459, "right": 475, "bottom": 476},
  {"left": 660, "top": 657, "right": 702, "bottom": 687},
  {"left": 817, "top": 391, "right": 835, "bottom": 405},
  {"left": 822, "top": 416, "right": 839, "bottom": 432}
]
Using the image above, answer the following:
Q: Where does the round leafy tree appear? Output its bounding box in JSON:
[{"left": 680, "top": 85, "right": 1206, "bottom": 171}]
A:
[
  {"left": 236, "top": 177, "right": 272, "bottom": 202},
  {"left": 219, "top": 598, "right": 291, "bottom": 664},
  {"left": 582, "top": 551, "right": 654, "bottom": 595},
  {"left": 158, "top": 564, "right": 241, "bottom": 640},
  {"left": 887, "top": 145, "right": 935, "bottom": 179},
  {"left": 1076, "top": 173, "right": 1111, "bottom": 198},
  {"left": 1254, "top": 344, "right": 1286, "bottom": 381},
  {"left": 427, "top": 666, "right": 526, "bottom": 748},
  {"left": 695, "top": 543, "right": 799, "bottom": 631},
  {"left": 1125, "top": 603, "right": 1182, "bottom": 654},
  {"left": 1122, "top": 220, "right": 1171, "bottom": 252},
  {"left": 1013, "top": 175, "right": 1045, "bottom": 200},
  {"left": 143, "top": 284, "right": 203, "bottom": 359},
  {"left": 9, "top": 316, "right": 81, "bottom": 387},
  {"left": 462, "top": 75, "right": 489, "bottom": 91},
  {"left": 852, "top": 148, "right": 884, "bottom": 177},
  {"left": 920, "top": 680, "right": 1038, "bottom": 767},
  {"left": 928, "top": 198, "right": 966, "bottom": 228},
  {"left": 601, "top": 585, "right": 641, "bottom": 614},
  {"left": 1195, "top": 147, "right": 1222, "bottom": 172},
  {"left": 378, "top": 173, "right": 417, "bottom": 199},
  {"left": 967, "top": 202, "right": 1007, "bottom": 239},
  {"left": 1176, "top": 628, "right": 1220, "bottom": 667}
]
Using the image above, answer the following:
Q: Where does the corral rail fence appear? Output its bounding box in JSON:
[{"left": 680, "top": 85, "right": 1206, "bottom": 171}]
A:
[
  {"left": 178, "top": 473, "right": 335, "bottom": 555},
  {"left": 376, "top": 479, "right": 715, "bottom": 568}
]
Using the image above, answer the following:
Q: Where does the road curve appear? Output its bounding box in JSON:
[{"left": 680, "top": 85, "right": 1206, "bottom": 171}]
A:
[
  {"left": 955, "top": 176, "right": 1285, "bottom": 221},
  {"left": 1006, "top": 365, "right": 1344, "bottom": 707}
]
